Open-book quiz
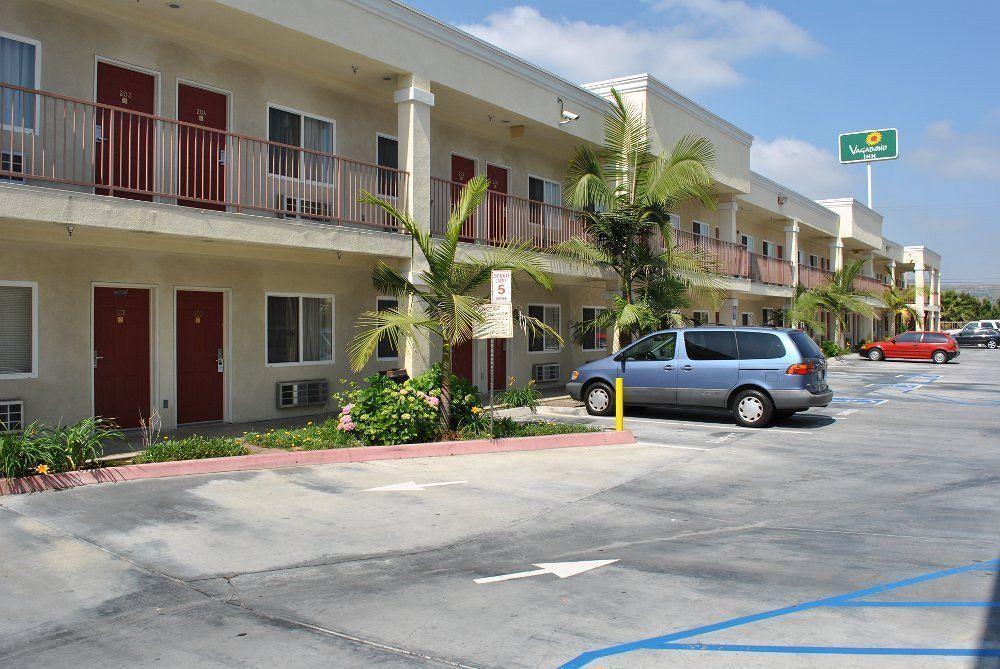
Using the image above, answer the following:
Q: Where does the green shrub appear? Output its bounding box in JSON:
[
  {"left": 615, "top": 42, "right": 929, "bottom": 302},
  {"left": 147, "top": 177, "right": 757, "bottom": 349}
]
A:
[
  {"left": 459, "top": 414, "right": 598, "bottom": 440},
  {"left": 407, "top": 364, "right": 482, "bottom": 427},
  {"left": 136, "top": 435, "right": 249, "bottom": 463},
  {"left": 820, "top": 340, "right": 843, "bottom": 358},
  {"left": 244, "top": 419, "right": 361, "bottom": 450},
  {"left": 43, "top": 417, "right": 124, "bottom": 471},
  {"left": 0, "top": 421, "right": 58, "bottom": 478},
  {"left": 495, "top": 377, "right": 541, "bottom": 412}
]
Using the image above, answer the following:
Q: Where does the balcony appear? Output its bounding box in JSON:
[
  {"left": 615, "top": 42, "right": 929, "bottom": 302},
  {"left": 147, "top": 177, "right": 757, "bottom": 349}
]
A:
[
  {"left": 799, "top": 265, "right": 834, "bottom": 289},
  {"left": 429, "top": 177, "right": 585, "bottom": 249},
  {"left": 853, "top": 275, "right": 885, "bottom": 296},
  {"left": 0, "top": 83, "right": 407, "bottom": 231},
  {"left": 670, "top": 229, "right": 751, "bottom": 279}
]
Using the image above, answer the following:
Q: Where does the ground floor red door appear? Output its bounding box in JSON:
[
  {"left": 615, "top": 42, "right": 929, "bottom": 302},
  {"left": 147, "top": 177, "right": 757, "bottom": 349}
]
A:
[
  {"left": 177, "top": 290, "right": 224, "bottom": 424},
  {"left": 451, "top": 154, "right": 476, "bottom": 241},
  {"left": 94, "top": 287, "right": 151, "bottom": 429},
  {"left": 177, "top": 83, "right": 227, "bottom": 210},
  {"left": 452, "top": 340, "right": 473, "bottom": 385},
  {"left": 488, "top": 338, "right": 507, "bottom": 394}
]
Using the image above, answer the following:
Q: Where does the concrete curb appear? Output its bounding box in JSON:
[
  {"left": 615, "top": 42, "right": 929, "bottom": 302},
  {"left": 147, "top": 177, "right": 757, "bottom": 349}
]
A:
[{"left": 0, "top": 430, "right": 636, "bottom": 496}]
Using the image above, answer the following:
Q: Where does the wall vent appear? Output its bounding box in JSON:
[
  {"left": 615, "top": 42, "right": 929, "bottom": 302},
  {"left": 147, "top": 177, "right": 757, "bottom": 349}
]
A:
[
  {"left": 276, "top": 380, "right": 329, "bottom": 409},
  {"left": 0, "top": 400, "right": 24, "bottom": 431},
  {"left": 532, "top": 363, "right": 561, "bottom": 384}
]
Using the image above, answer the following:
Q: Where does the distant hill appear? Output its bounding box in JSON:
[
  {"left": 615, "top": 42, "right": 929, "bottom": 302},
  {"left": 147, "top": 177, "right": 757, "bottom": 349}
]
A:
[{"left": 941, "top": 282, "right": 1000, "bottom": 300}]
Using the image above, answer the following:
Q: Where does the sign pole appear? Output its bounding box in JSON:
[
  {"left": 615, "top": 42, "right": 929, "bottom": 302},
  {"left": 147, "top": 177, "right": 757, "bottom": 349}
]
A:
[
  {"left": 489, "top": 338, "right": 495, "bottom": 439},
  {"left": 866, "top": 160, "right": 873, "bottom": 208}
]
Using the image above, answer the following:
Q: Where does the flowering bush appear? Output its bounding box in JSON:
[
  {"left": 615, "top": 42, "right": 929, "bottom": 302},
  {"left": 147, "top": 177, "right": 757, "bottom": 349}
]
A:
[
  {"left": 243, "top": 419, "right": 360, "bottom": 450},
  {"left": 333, "top": 365, "right": 482, "bottom": 446}
]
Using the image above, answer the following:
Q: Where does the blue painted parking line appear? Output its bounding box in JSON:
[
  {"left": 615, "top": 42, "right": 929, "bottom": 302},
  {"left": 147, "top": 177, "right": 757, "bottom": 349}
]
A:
[
  {"left": 830, "top": 397, "right": 888, "bottom": 405},
  {"left": 827, "top": 601, "right": 999, "bottom": 607},
  {"left": 559, "top": 559, "right": 1000, "bottom": 668}
]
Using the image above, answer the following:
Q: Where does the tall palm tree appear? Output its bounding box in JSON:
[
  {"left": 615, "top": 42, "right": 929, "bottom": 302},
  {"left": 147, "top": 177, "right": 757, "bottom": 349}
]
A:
[
  {"left": 348, "top": 175, "right": 559, "bottom": 435},
  {"left": 559, "top": 89, "right": 725, "bottom": 349},
  {"left": 881, "top": 284, "right": 923, "bottom": 335},
  {"left": 812, "top": 259, "right": 876, "bottom": 346}
]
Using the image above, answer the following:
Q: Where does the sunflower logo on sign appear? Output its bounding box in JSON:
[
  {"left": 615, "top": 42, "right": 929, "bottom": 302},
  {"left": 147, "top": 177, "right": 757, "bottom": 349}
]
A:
[{"left": 865, "top": 130, "right": 883, "bottom": 146}]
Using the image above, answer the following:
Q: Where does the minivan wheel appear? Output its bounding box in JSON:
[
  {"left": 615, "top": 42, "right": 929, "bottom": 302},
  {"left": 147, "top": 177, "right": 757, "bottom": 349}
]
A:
[
  {"left": 932, "top": 350, "right": 949, "bottom": 364},
  {"left": 732, "top": 389, "right": 774, "bottom": 428},
  {"left": 988, "top": 339, "right": 999, "bottom": 350},
  {"left": 867, "top": 347, "right": 884, "bottom": 361},
  {"left": 584, "top": 381, "right": 615, "bottom": 417}
]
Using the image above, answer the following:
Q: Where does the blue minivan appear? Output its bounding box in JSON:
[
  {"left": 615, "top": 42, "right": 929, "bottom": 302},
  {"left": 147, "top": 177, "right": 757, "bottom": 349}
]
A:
[{"left": 566, "top": 327, "right": 833, "bottom": 428}]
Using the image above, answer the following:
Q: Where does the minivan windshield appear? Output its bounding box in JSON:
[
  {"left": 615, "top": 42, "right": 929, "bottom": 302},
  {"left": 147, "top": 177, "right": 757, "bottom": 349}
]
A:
[{"left": 789, "top": 331, "right": 823, "bottom": 358}]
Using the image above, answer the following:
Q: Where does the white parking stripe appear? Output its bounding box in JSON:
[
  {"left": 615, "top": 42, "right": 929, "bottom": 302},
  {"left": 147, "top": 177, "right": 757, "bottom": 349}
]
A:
[
  {"left": 565, "top": 414, "right": 805, "bottom": 434},
  {"left": 635, "top": 441, "right": 710, "bottom": 451}
]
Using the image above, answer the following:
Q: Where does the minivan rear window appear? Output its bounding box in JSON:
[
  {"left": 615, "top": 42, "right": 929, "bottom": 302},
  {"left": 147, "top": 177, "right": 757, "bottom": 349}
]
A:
[
  {"left": 736, "top": 332, "right": 786, "bottom": 360},
  {"left": 789, "top": 331, "right": 823, "bottom": 358}
]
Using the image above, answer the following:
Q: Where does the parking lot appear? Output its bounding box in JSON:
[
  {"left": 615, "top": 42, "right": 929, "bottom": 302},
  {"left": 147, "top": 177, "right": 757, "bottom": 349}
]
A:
[{"left": 1, "top": 350, "right": 998, "bottom": 668}]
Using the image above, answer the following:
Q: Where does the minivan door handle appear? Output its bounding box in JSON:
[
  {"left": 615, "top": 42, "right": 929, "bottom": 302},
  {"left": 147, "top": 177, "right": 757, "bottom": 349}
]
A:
[
  {"left": 681, "top": 365, "right": 694, "bottom": 372},
  {"left": 662, "top": 364, "right": 674, "bottom": 371}
]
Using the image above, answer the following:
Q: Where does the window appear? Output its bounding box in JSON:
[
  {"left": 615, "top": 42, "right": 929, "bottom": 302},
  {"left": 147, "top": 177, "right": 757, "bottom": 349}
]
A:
[
  {"left": 740, "top": 234, "right": 754, "bottom": 252},
  {"left": 581, "top": 306, "right": 608, "bottom": 351},
  {"left": 266, "top": 294, "right": 334, "bottom": 365},
  {"left": 1, "top": 151, "right": 24, "bottom": 182},
  {"left": 0, "top": 33, "right": 40, "bottom": 131},
  {"left": 668, "top": 213, "right": 680, "bottom": 229},
  {"left": 684, "top": 330, "right": 738, "bottom": 361},
  {"left": 376, "top": 297, "right": 399, "bottom": 360},
  {"left": 621, "top": 332, "right": 676, "bottom": 361},
  {"left": 740, "top": 312, "right": 753, "bottom": 327},
  {"left": 922, "top": 333, "right": 949, "bottom": 344},
  {"left": 377, "top": 134, "right": 398, "bottom": 198},
  {"left": 896, "top": 332, "right": 920, "bottom": 343},
  {"left": 692, "top": 310, "right": 709, "bottom": 327},
  {"left": 527, "top": 304, "right": 560, "bottom": 352},
  {"left": 693, "top": 221, "right": 710, "bottom": 237},
  {"left": 762, "top": 308, "right": 778, "bottom": 326},
  {"left": 809, "top": 254, "right": 819, "bottom": 268},
  {"left": 0, "top": 281, "right": 36, "bottom": 377},
  {"left": 737, "top": 331, "right": 786, "bottom": 360},
  {"left": 762, "top": 240, "right": 781, "bottom": 258},
  {"left": 528, "top": 176, "right": 562, "bottom": 230},
  {"left": 789, "top": 331, "right": 823, "bottom": 358},
  {"left": 268, "top": 105, "right": 335, "bottom": 180}
]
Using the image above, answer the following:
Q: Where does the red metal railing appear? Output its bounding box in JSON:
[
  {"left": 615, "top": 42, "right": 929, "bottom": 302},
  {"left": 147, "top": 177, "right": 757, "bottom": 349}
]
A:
[
  {"left": 799, "top": 265, "right": 834, "bottom": 289},
  {"left": 430, "top": 176, "right": 585, "bottom": 249},
  {"left": 853, "top": 275, "right": 885, "bottom": 296},
  {"left": 0, "top": 83, "right": 407, "bottom": 230},
  {"left": 669, "top": 229, "right": 750, "bottom": 279},
  {"left": 749, "top": 252, "right": 794, "bottom": 286}
]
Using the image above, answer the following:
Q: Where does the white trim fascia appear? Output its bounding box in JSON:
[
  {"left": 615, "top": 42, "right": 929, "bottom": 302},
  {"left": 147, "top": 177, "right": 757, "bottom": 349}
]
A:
[
  {"left": 341, "top": 0, "right": 608, "bottom": 114},
  {"left": 583, "top": 73, "right": 753, "bottom": 147},
  {"left": 815, "top": 197, "right": 884, "bottom": 223},
  {"left": 0, "top": 279, "right": 39, "bottom": 380},
  {"left": 748, "top": 171, "right": 839, "bottom": 223}
]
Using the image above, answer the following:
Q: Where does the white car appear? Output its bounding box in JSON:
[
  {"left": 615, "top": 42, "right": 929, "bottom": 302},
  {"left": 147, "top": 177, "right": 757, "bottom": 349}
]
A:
[{"left": 947, "top": 320, "right": 1000, "bottom": 336}]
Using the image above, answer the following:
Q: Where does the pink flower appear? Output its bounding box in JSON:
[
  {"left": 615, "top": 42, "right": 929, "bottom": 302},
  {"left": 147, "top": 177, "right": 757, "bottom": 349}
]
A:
[
  {"left": 427, "top": 396, "right": 440, "bottom": 407},
  {"left": 341, "top": 404, "right": 353, "bottom": 414}
]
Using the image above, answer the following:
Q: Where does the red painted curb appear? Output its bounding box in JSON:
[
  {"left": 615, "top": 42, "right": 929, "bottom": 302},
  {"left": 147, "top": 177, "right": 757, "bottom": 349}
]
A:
[{"left": 0, "top": 430, "right": 636, "bottom": 496}]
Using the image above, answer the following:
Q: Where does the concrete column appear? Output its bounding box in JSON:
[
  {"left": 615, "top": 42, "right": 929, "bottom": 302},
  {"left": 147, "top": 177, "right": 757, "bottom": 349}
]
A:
[
  {"left": 914, "top": 264, "right": 927, "bottom": 330},
  {"left": 723, "top": 297, "right": 739, "bottom": 326},
  {"left": 829, "top": 239, "right": 844, "bottom": 271},
  {"left": 395, "top": 74, "right": 435, "bottom": 377},
  {"left": 784, "top": 220, "right": 800, "bottom": 286},
  {"left": 886, "top": 260, "right": 897, "bottom": 335},
  {"left": 717, "top": 201, "right": 738, "bottom": 243}
]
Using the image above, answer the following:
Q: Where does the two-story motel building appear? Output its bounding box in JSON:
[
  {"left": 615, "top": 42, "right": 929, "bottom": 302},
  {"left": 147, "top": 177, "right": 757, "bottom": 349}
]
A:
[{"left": 0, "top": 0, "right": 942, "bottom": 431}]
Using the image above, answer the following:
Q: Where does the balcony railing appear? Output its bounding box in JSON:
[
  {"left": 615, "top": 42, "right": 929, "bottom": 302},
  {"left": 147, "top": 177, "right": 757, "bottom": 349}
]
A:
[
  {"left": 0, "top": 83, "right": 407, "bottom": 230},
  {"left": 670, "top": 229, "right": 751, "bottom": 279},
  {"left": 799, "top": 265, "right": 834, "bottom": 289},
  {"left": 749, "top": 252, "right": 794, "bottom": 286},
  {"left": 430, "top": 176, "right": 585, "bottom": 249},
  {"left": 853, "top": 275, "right": 885, "bottom": 296}
]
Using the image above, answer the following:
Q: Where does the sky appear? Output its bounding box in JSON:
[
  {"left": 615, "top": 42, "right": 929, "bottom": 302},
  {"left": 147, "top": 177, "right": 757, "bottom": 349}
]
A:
[{"left": 405, "top": 0, "right": 1000, "bottom": 281}]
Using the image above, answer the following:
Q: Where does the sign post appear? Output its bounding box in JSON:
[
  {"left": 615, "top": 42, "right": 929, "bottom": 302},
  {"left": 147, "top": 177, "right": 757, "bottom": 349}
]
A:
[
  {"left": 838, "top": 128, "right": 898, "bottom": 209},
  {"left": 476, "top": 270, "right": 514, "bottom": 438}
]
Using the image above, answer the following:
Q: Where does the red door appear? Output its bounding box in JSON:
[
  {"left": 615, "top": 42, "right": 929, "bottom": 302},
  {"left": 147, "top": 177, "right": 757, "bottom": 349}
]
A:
[
  {"left": 452, "top": 340, "right": 474, "bottom": 385},
  {"left": 177, "top": 291, "right": 224, "bottom": 424},
  {"left": 486, "top": 164, "right": 508, "bottom": 245},
  {"left": 95, "top": 62, "right": 156, "bottom": 200},
  {"left": 488, "top": 339, "right": 507, "bottom": 394},
  {"left": 94, "top": 287, "right": 151, "bottom": 429},
  {"left": 177, "top": 84, "right": 228, "bottom": 210},
  {"left": 451, "top": 154, "right": 476, "bottom": 241}
]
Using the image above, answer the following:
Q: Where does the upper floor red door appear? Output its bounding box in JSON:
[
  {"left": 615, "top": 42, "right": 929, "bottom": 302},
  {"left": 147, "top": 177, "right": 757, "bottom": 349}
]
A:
[
  {"left": 486, "top": 164, "right": 508, "bottom": 244},
  {"left": 177, "top": 83, "right": 228, "bottom": 210},
  {"left": 451, "top": 154, "right": 476, "bottom": 241},
  {"left": 94, "top": 287, "right": 151, "bottom": 429},
  {"left": 95, "top": 61, "right": 155, "bottom": 200}
]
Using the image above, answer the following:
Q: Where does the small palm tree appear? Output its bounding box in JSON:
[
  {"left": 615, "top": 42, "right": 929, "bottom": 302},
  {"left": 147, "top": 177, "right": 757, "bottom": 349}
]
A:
[
  {"left": 559, "top": 89, "right": 725, "bottom": 349},
  {"left": 881, "top": 284, "right": 923, "bottom": 335},
  {"left": 775, "top": 283, "right": 825, "bottom": 335},
  {"left": 348, "top": 175, "right": 560, "bottom": 435},
  {"left": 812, "top": 259, "right": 876, "bottom": 345}
]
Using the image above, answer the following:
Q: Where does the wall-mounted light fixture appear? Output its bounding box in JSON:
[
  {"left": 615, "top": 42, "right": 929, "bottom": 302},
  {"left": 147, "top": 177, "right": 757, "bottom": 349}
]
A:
[
  {"left": 777, "top": 195, "right": 787, "bottom": 206},
  {"left": 557, "top": 98, "right": 579, "bottom": 125}
]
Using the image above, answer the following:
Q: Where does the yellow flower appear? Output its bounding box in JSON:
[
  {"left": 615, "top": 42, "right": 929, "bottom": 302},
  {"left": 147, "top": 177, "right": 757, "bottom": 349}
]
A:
[
  {"left": 865, "top": 130, "right": 883, "bottom": 146},
  {"left": 35, "top": 464, "right": 49, "bottom": 475},
  {"left": 471, "top": 406, "right": 483, "bottom": 414},
  {"left": 307, "top": 421, "right": 313, "bottom": 426}
]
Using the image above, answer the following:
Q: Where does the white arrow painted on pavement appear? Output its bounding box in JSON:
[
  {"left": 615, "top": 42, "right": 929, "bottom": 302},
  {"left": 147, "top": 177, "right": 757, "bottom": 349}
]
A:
[
  {"left": 474, "top": 559, "right": 619, "bottom": 584},
  {"left": 363, "top": 480, "right": 467, "bottom": 492}
]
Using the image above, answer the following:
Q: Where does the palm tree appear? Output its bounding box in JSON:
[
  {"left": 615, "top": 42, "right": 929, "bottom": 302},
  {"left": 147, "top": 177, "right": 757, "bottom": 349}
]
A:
[
  {"left": 774, "top": 283, "right": 825, "bottom": 335},
  {"left": 812, "top": 259, "right": 876, "bottom": 346},
  {"left": 881, "top": 284, "right": 923, "bottom": 335},
  {"left": 559, "top": 89, "right": 725, "bottom": 349},
  {"left": 348, "top": 175, "right": 559, "bottom": 435}
]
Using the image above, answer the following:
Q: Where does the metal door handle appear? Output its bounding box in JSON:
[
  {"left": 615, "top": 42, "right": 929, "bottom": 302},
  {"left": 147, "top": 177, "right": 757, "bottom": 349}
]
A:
[
  {"left": 662, "top": 364, "right": 674, "bottom": 371},
  {"left": 217, "top": 348, "right": 224, "bottom": 373},
  {"left": 681, "top": 365, "right": 693, "bottom": 371}
]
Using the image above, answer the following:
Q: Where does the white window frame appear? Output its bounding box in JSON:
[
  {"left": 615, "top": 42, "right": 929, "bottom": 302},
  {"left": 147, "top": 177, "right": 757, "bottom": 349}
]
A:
[
  {"left": 668, "top": 213, "right": 680, "bottom": 229},
  {"left": 527, "top": 303, "right": 561, "bottom": 354},
  {"left": 0, "top": 31, "right": 42, "bottom": 133},
  {"left": 0, "top": 280, "right": 39, "bottom": 379},
  {"left": 741, "top": 312, "right": 754, "bottom": 327},
  {"left": 693, "top": 220, "right": 710, "bottom": 237},
  {"left": 581, "top": 305, "right": 608, "bottom": 352},
  {"left": 375, "top": 295, "right": 400, "bottom": 361},
  {"left": 762, "top": 240, "right": 779, "bottom": 258},
  {"left": 740, "top": 234, "right": 755, "bottom": 252},
  {"left": 266, "top": 103, "right": 337, "bottom": 182},
  {"left": 264, "top": 292, "right": 335, "bottom": 367},
  {"left": 809, "top": 254, "right": 819, "bottom": 268}
]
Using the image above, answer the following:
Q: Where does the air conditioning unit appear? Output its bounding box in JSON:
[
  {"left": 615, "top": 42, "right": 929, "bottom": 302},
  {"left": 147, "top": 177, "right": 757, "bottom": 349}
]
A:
[
  {"left": 276, "top": 379, "right": 329, "bottom": 409},
  {"left": 532, "top": 363, "right": 560, "bottom": 384},
  {"left": 0, "top": 400, "right": 24, "bottom": 431},
  {"left": 1, "top": 151, "right": 25, "bottom": 183},
  {"left": 282, "top": 196, "right": 332, "bottom": 222}
]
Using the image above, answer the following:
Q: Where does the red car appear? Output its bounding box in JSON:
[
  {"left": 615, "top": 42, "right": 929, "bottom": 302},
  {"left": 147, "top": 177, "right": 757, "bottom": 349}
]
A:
[{"left": 859, "top": 331, "right": 959, "bottom": 364}]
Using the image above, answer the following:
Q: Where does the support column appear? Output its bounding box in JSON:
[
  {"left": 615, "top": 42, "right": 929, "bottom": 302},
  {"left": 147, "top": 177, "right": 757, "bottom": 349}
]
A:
[
  {"left": 717, "top": 201, "right": 738, "bottom": 243},
  {"left": 886, "top": 260, "right": 897, "bottom": 335},
  {"left": 395, "top": 74, "right": 435, "bottom": 377},
  {"left": 784, "top": 220, "right": 800, "bottom": 286},
  {"left": 914, "top": 263, "right": 927, "bottom": 330},
  {"left": 723, "top": 297, "right": 739, "bottom": 326},
  {"left": 829, "top": 239, "right": 844, "bottom": 271}
]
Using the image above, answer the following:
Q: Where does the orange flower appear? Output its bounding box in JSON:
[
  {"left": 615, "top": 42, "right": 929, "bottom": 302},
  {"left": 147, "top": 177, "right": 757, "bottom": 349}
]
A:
[
  {"left": 865, "top": 131, "right": 883, "bottom": 146},
  {"left": 35, "top": 464, "right": 49, "bottom": 475}
]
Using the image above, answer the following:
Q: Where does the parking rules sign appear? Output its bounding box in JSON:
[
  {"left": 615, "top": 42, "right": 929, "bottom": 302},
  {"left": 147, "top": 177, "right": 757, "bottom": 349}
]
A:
[
  {"left": 474, "top": 303, "right": 513, "bottom": 339},
  {"left": 491, "top": 270, "right": 511, "bottom": 304}
]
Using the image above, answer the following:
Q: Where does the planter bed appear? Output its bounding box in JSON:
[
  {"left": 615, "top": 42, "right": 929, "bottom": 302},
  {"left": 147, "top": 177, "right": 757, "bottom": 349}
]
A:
[{"left": 0, "top": 430, "right": 636, "bottom": 496}]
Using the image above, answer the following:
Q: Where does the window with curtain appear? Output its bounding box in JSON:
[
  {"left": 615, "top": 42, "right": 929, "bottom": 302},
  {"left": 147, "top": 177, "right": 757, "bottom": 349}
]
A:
[
  {"left": 527, "top": 304, "right": 560, "bottom": 352},
  {"left": 267, "top": 106, "right": 334, "bottom": 181},
  {"left": 0, "top": 35, "right": 38, "bottom": 131},
  {"left": 0, "top": 283, "right": 34, "bottom": 376},
  {"left": 376, "top": 297, "right": 399, "bottom": 359},
  {"left": 581, "top": 307, "right": 607, "bottom": 351},
  {"left": 266, "top": 294, "right": 333, "bottom": 365}
]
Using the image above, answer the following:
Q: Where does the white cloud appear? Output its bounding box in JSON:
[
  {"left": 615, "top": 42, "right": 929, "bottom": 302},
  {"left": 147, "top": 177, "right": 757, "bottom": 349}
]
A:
[
  {"left": 457, "top": 1, "right": 819, "bottom": 92},
  {"left": 913, "top": 120, "right": 1000, "bottom": 181},
  {"left": 751, "top": 137, "right": 853, "bottom": 199}
]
